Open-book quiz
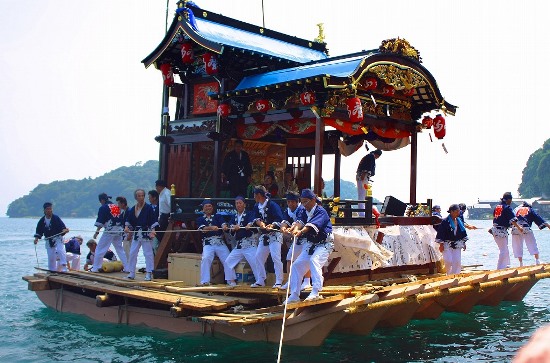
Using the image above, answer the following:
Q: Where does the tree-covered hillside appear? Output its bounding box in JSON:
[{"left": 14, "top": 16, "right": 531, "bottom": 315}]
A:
[
  {"left": 519, "top": 138, "right": 550, "bottom": 198},
  {"left": 7, "top": 161, "right": 159, "bottom": 218}
]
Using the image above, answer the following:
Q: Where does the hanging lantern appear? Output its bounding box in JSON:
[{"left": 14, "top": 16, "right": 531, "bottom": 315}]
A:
[
  {"left": 346, "top": 97, "right": 363, "bottom": 122},
  {"left": 300, "top": 91, "right": 316, "bottom": 106},
  {"left": 433, "top": 114, "right": 446, "bottom": 139},
  {"left": 382, "top": 85, "right": 395, "bottom": 97},
  {"left": 254, "top": 99, "right": 270, "bottom": 113},
  {"left": 180, "top": 42, "right": 194, "bottom": 64},
  {"left": 364, "top": 77, "right": 378, "bottom": 91},
  {"left": 422, "top": 115, "right": 433, "bottom": 129},
  {"left": 402, "top": 88, "right": 415, "bottom": 97},
  {"left": 160, "top": 63, "right": 174, "bottom": 86},
  {"left": 202, "top": 52, "right": 218, "bottom": 75},
  {"left": 217, "top": 103, "right": 231, "bottom": 118}
]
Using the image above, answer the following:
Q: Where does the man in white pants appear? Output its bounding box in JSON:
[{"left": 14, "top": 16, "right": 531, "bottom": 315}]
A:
[
  {"left": 91, "top": 193, "right": 128, "bottom": 273},
  {"left": 196, "top": 199, "right": 233, "bottom": 285},
  {"left": 250, "top": 186, "right": 285, "bottom": 288},
  {"left": 491, "top": 192, "right": 524, "bottom": 269},
  {"left": 223, "top": 196, "right": 261, "bottom": 286},
  {"left": 34, "top": 202, "right": 69, "bottom": 271},
  {"left": 512, "top": 201, "right": 550, "bottom": 266},
  {"left": 63, "top": 235, "right": 83, "bottom": 271},
  {"left": 285, "top": 189, "right": 334, "bottom": 303}
]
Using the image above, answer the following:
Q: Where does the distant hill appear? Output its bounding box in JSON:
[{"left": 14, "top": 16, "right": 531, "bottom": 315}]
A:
[
  {"left": 519, "top": 138, "right": 550, "bottom": 198},
  {"left": 7, "top": 161, "right": 159, "bottom": 218},
  {"left": 7, "top": 161, "right": 371, "bottom": 218}
]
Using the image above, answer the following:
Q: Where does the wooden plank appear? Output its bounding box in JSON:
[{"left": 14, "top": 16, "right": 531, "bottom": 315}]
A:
[
  {"left": 45, "top": 275, "right": 228, "bottom": 311},
  {"left": 23, "top": 276, "right": 51, "bottom": 291}
]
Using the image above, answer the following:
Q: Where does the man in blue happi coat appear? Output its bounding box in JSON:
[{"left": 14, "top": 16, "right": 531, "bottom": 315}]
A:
[
  {"left": 250, "top": 185, "right": 285, "bottom": 288},
  {"left": 512, "top": 202, "right": 550, "bottom": 266},
  {"left": 491, "top": 192, "right": 524, "bottom": 269},
  {"left": 34, "top": 202, "right": 69, "bottom": 271}
]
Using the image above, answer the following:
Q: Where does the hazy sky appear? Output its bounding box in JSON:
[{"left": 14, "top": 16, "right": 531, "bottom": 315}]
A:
[{"left": 1, "top": 0, "right": 549, "bottom": 216}]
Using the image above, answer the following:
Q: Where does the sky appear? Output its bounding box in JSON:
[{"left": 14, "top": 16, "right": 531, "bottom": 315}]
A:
[{"left": 1, "top": 0, "right": 549, "bottom": 216}]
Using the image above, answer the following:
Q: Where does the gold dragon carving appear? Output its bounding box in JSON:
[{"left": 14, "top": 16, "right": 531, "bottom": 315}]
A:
[{"left": 367, "top": 64, "right": 426, "bottom": 91}]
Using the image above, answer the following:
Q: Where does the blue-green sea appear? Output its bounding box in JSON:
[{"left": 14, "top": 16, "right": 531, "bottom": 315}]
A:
[{"left": 1, "top": 217, "right": 549, "bottom": 362}]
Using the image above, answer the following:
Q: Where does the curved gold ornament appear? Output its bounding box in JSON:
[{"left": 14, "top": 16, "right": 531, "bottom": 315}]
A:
[
  {"left": 368, "top": 64, "right": 426, "bottom": 91},
  {"left": 314, "top": 23, "right": 325, "bottom": 43}
]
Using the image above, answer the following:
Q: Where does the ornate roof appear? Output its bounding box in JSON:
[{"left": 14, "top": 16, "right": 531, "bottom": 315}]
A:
[{"left": 142, "top": 3, "right": 328, "bottom": 69}]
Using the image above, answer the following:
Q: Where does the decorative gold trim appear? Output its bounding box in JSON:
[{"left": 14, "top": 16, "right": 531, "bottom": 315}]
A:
[
  {"left": 314, "top": 23, "right": 325, "bottom": 43},
  {"left": 368, "top": 64, "right": 426, "bottom": 91}
]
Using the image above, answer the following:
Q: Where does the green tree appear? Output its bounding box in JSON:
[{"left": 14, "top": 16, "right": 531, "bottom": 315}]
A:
[
  {"left": 519, "top": 138, "right": 550, "bottom": 198},
  {"left": 7, "top": 161, "right": 159, "bottom": 218}
]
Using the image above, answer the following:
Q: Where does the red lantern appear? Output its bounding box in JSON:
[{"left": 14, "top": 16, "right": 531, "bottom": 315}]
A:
[
  {"left": 364, "top": 77, "right": 378, "bottom": 91},
  {"left": 160, "top": 63, "right": 174, "bottom": 86},
  {"left": 300, "top": 91, "right": 316, "bottom": 106},
  {"left": 203, "top": 52, "right": 218, "bottom": 75},
  {"left": 217, "top": 103, "right": 231, "bottom": 118},
  {"left": 433, "top": 114, "right": 446, "bottom": 139},
  {"left": 181, "top": 42, "right": 194, "bottom": 64},
  {"left": 422, "top": 116, "right": 433, "bottom": 129},
  {"left": 403, "top": 88, "right": 415, "bottom": 97},
  {"left": 254, "top": 99, "right": 270, "bottom": 113},
  {"left": 346, "top": 97, "right": 363, "bottom": 122},
  {"left": 382, "top": 85, "right": 395, "bottom": 97}
]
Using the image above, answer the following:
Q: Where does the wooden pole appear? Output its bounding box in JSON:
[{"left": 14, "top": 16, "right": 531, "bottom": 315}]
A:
[
  {"left": 334, "top": 146, "right": 341, "bottom": 198},
  {"left": 313, "top": 113, "right": 324, "bottom": 195},
  {"left": 410, "top": 127, "right": 417, "bottom": 204}
]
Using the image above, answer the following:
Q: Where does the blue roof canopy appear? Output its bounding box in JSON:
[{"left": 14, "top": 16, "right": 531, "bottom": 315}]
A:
[
  {"left": 235, "top": 54, "right": 369, "bottom": 90},
  {"left": 194, "top": 17, "right": 327, "bottom": 64}
]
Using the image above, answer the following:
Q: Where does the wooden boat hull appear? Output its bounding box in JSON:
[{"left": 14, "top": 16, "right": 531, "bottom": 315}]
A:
[{"left": 34, "top": 288, "right": 344, "bottom": 346}]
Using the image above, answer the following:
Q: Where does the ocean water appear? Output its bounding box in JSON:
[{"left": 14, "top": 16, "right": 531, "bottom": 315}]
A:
[{"left": 1, "top": 217, "right": 549, "bottom": 363}]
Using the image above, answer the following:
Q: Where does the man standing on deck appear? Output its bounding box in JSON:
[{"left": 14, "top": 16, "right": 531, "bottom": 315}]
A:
[
  {"left": 221, "top": 139, "right": 253, "bottom": 198},
  {"left": 116, "top": 196, "right": 130, "bottom": 261},
  {"left": 155, "top": 179, "right": 171, "bottom": 244},
  {"left": 90, "top": 193, "right": 128, "bottom": 273},
  {"left": 284, "top": 189, "right": 334, "bottom": 303},
  {"left": 148, "top": 190, "right": 160, "bottom": 255},
  {"left": 356, "top": 147, "right": 382, "bottom": 217},
  {"left": 34, "top": 202, "right": 69, "bottom": 271},
  {"left": 511, "top": 201, "right": 550, "bottom": 266},
  {"left": 250, "top": 185, "right": 285, "bottom": 288},
  {"left": 491, "top": 192, "right": 524, "bottom": 269}
]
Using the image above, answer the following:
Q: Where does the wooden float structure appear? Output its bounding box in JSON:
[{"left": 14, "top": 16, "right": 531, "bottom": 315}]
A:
[
  {"left": 23, "top": 1, "right": 550, "bottom": 346},
  {"left": 23, "top": 264, "right": 550, "bottom": 346}
]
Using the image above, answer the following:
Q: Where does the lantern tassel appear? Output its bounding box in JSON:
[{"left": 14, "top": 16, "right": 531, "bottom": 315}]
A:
[
  {"left": 429, "top": 133, "right": 433, "bottom": 142},
  {"left": 442, "top": 143, "right": 448, "bottom": 154}
]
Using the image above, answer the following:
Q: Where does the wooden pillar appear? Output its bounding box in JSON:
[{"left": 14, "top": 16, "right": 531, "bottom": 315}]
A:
[
  {"left": 410, "top": 127, "right": 418, "bottom": 204},
  {"left": 159, "top": 83, "right": 170, "bottom": 181},
  {"left": 334, "top": 147, "right": 341, "bottom": 197},
  {"left": 313, "top": 113, "right": 324, "bottom": 195}
]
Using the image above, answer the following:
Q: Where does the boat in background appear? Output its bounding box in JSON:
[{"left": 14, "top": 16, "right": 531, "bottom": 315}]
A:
[{"left": 467, "top": 197, "right": 549, "bottom": 220}]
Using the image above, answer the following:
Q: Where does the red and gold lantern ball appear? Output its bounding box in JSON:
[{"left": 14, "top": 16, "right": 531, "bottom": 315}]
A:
[
  {"left": 300, "top": 91, "right": 316, "bottom": 106},
  {"left": 254, "top": 99, "right": 271, "bottom": 113},
  {"left": 422, "top": 116, "right": 433, "bottom": 129},
  {"left": 217, "top": 103, "right": 231, "bottom": 118},
  {"left": 382, "top": 85, "right": 395, "bottom": 97},
  {"left": 364, "top": 77, "right": 378, "bottom": 91}
]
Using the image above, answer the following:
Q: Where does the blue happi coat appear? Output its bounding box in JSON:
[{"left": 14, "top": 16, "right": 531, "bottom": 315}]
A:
[
  {"left": 493, "top": 202, "right": 517, "bottom": 228},
  {"left": 95, "top": 201, "right": 124, "bottom": 231},
  {"left": 125, "top": 204, "right": 159, "bottom": 240},
  {"left": 302, "top": 205, "right": 332, "bottom": 244}
]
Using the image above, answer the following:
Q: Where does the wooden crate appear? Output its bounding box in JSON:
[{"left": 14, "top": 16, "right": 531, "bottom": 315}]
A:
[{"left": 168, "top": 253, "right": 225, "bottom": 285}]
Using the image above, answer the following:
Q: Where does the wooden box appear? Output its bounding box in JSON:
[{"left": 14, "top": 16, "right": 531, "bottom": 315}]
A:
[{"left": 168, "top": 253, "right": 224, "bottom": 285}]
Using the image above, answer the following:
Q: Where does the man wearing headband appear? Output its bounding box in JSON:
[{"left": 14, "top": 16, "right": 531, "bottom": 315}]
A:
[
  {"left": 221, "top": 139, "right": 253, "bottom": 198},
  {"left": 511, "top": 202, "right": 550, "bottom": 266},
  {"left": 196, "top": 199, "right": 233, "bottom": 285},
  {"left": 34, "top": 202, "right": 69, "bottom": 271},
  {"left": 90, "top": 193, "right": 128, "bottom": 273},
  {"left": 356, "top": 148, "right": 382, "bottom": 217},
  {"left": 280, "top": 191, "right": 311, "bottom": 290},
  {"left": 223, "top": 196, "right": 262, "bottom": 286},
  {"left": 250, "top": 185, "right": 285, "bottom": 288},
  {"left": 435, "top": 204, "right": 469, "bottom": 275},
  {"left": 491, "top": 192, "right": 524, "bottom": 269},
  {"left": 284, "top": 189, "right": 334, "bottom": 303}
]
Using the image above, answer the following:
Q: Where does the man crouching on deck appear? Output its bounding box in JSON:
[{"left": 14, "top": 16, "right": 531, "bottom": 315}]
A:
[{"left": 284, "top": 189, "right": 334, "bottom": 303}]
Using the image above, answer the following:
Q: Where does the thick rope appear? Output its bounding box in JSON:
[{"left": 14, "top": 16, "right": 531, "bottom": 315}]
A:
[{"left": 277, "top": 235, "right": 297, "bottom": 363}]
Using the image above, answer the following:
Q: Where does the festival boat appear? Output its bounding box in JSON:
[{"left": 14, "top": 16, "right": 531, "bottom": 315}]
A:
[{"left": 23, "top": 1, "right": 550, "bottom": 347}]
